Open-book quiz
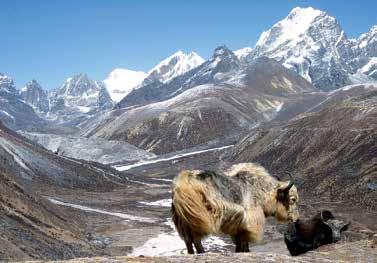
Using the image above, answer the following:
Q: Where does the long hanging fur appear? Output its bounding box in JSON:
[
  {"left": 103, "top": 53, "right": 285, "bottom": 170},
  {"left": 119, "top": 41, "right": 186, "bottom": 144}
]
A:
[{"left": 172, "top": 170, "right": 219, "bottom": 236}]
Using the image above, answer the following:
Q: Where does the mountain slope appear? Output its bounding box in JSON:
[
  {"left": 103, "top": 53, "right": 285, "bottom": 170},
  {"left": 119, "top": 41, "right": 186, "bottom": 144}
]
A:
[
  {"left": 0, "top": 120, "right": 134, "bottom": 260},
  {"left": 0, "top": 121, "right": 125, "bottom": 189},
  {"left": 0, "top": 168, "right": 90, "bottom": 260},
  {"left": 229, "top": 83, "right": 377, "bottom": 209}
]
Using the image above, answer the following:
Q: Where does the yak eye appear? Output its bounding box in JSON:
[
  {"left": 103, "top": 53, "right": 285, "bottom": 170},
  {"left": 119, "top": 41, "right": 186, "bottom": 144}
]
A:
[{"left": 290, "top": 197, "right": 297, "bottom": 204}]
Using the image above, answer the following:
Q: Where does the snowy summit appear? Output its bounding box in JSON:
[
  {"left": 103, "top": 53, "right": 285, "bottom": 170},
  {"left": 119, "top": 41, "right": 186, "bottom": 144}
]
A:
[
  {"left": 104, "top": 69, "right": 147, "bottom": 102},
  {"left": 144, "top": 51, "right": 205, "bottom": 84}
]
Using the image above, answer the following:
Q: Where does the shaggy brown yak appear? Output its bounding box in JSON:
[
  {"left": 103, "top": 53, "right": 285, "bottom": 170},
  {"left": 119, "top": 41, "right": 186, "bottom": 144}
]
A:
[{"left": 171, "top": 163, "right": 299, "bottom": 254}]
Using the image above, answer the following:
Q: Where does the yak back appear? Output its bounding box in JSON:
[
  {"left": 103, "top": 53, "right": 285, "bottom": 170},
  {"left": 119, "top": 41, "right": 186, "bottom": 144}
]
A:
[{"left": 196, "top": 170, "right": 244, "bottom": 205}]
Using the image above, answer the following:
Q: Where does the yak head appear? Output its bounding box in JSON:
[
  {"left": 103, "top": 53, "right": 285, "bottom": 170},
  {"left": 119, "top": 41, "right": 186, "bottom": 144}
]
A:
[
  {"left": 275, "top": 179, "right": 299, "bottom": 222},
  {"left": 317, "top": 210, "right": 350, "bottom": 244},
  {"left": 284, "top": 210, "right": 350, "bottom": 256}
]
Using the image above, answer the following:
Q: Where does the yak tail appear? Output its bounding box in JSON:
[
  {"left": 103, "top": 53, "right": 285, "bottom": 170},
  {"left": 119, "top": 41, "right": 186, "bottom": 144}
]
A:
[{"left": 172, "top": 170, "right": 217, "bottom": 236}]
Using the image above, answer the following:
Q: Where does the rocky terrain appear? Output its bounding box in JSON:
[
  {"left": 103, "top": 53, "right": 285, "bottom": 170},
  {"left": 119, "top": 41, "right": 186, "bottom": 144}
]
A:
[
  {"left": 23, "top": 239, "right": 377, "bottom": 262},
  {"left": 229, "top": 83, "right": 377, "bottom": 209},
  {"left": 0, "top": 168, "right": 91, "bottom": 261}
]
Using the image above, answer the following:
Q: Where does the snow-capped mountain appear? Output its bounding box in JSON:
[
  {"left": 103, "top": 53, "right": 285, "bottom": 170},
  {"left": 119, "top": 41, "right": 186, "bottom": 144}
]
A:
[
  {"left": 357, "top": 25, "right": 377, "bottom": 58},
  {"left": 0, "top": 73, "right": 17, "bottom": 95},
  {"left": 247, "top": 7, "right": 377, "bottom": 91},
  {"left": 249, "top": 7, "right": 351, "bottom": 90},
  {"left": 234, "top": 47, "right": 253, "bottom": 61},
  {"left": 49, "top": 74, "right": 113, "bottom": 124},
  {"left": 142, "top": 50, "right": 205, "bottom": 85},
  {"left": 19, "top": 80, "right": 49, "bottom": 113},
  {"left": 0, "top": 74, "right": 44, "bottom": 130},
  {"left": 104, "top": 68, "right": 147, "bottom": 102},
  {"left": 116, "top": 46, "right": 241, "bottom": 108},
  {"left": 354, "top": 26, "right": 377, "bottom": 79}
]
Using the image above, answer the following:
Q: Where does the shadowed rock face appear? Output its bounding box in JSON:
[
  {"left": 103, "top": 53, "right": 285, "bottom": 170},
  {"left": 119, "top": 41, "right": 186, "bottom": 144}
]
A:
[{"left": 229, "top": 84, "right": 377, "bottom": 209}]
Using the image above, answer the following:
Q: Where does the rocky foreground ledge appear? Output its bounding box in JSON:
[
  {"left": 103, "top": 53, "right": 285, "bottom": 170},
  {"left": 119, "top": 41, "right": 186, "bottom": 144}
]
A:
[{"left": 24, "top": 240, "right": 376, "bottom": 263}]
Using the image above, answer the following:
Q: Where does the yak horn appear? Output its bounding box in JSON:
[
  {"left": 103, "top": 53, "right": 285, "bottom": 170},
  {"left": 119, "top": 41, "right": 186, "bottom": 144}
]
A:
[{"left": 286, "top": 172, "right": 295, "bottom": 190}]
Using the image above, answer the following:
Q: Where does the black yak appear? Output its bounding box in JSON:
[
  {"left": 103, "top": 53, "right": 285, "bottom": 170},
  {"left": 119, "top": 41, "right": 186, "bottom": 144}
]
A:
[
  {"left": 284, "top": 210, "right": 350, "bottom": 256},
  {"left": 171, "top": 163, "right": 299, "bottom": 254}
]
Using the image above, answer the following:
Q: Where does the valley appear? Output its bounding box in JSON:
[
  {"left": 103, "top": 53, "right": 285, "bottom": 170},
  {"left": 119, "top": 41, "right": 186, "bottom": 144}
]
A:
[{"left": 0, "top": 5, "right": 376, "bottom": 262}]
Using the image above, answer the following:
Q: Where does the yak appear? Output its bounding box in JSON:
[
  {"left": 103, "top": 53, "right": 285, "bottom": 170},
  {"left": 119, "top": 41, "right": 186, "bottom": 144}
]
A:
[
  {"left": 284, "top": 210, "right": 350, "bottom": 256},
  {"left": 171, "top": 162, "right": 299, "bottom": 254}
]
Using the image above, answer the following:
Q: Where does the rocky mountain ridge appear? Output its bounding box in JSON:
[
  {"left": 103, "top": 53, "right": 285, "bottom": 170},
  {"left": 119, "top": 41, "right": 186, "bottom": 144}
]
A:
[{"left": 246, "top": 7, "right": 377, "bottom": 90}]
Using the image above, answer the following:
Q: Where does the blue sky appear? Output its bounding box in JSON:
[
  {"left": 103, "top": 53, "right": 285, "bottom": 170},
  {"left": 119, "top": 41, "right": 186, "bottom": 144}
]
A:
[{"left": 1, "top": 0, "right": 376, "bottom": 90}]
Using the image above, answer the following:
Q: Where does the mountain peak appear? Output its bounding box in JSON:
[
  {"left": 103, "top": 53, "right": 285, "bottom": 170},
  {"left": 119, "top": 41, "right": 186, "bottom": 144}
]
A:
[
  {"left": 213, "top": 45, "right": 234, "bottom": 58},
  {"left": 251, "top": 6, "right": 349, "bottom": 90},
  {"left": 21, "top": 79, "right": 43, "bottom": 92},
  {"left": 0, "top": 73, "right": 17, "bottom": 94},
  {"left": 144, "top": 50, "right": 204, "bottom": 84},
  {"left": 104, "top": 68, "right": 147, "bottom": 102},
  {"left": 49, "top": 73, "right": 113, "bottom": 118},
  {"left": 20, "top": 79, "right": 49, "bottom": 113},
  {"left": 288, "top": 6, "right": 323, "bottom": 18},
  {"left": 234, "top": 47, "right": 253, "bottom": 61}
]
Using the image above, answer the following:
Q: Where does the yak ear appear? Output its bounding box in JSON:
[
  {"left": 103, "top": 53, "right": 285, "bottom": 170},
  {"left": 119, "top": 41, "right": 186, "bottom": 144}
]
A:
[{"left": 277, "top": 181, "right": 294, "bottom": 200}]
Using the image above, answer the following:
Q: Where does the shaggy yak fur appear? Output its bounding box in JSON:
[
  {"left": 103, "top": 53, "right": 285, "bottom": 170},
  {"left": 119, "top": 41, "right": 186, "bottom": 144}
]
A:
[
  {"left": 171, "top": 162, "right": 299, "bottom": 254},
  {"left": 284, "top": 210, "right": 350, "bottom": 256}
]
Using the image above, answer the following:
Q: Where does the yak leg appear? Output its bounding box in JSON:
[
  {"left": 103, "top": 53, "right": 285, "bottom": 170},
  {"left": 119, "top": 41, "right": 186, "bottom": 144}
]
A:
[
  {"left": 241, "top": 241, "right": 250, "bottom": 252},
  {"left": 232, "top": 234, "right": 242, "bottom": 252},
  {"left": 233, "top": 232, "right": 250, "bottom": 253},
  {"left": 193, "top": 237, "right": 205, "bottom": 254},
  {"left": 184, "top": 238, "right": 195, "bottom": 254}
]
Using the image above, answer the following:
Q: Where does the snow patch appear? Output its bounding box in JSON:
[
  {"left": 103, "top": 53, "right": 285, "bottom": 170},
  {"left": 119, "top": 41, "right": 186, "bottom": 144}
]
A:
[
  {"left": 234, "top": 47, "right": 253, "bottom": 60},
  {"left": 139, "top": 199, "right": 172, "bottom": 207},
  {"left": 0, "top": 110, "right": 14, "bottom": 120},
  {"left": 48, "top": 198, "right": 156, "bottom": 223},
  {"left": 131, "top": 219, "right": 229, "bottom": 256},
  {"left": 114, "top": 145, "right": 233, "bottom": 171}
]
